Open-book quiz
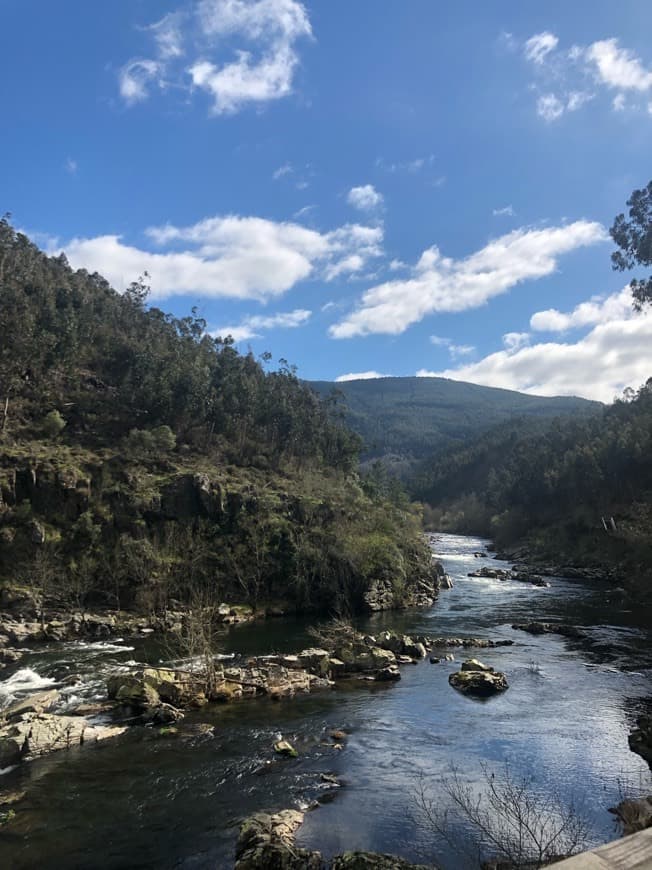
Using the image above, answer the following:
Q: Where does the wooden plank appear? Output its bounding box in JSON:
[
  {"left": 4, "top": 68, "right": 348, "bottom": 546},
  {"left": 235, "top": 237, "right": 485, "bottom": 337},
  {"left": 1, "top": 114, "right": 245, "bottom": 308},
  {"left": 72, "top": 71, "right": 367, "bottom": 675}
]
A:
[{"left": 552, "top": 829, "right": 652, "bottom": 869}]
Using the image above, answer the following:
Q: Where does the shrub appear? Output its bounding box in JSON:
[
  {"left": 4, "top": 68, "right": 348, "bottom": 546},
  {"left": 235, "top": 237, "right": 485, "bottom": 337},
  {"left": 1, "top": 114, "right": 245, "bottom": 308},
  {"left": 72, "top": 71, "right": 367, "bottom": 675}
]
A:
[{"left": 43, "top": 410, "right": 66, "bottom": 439}]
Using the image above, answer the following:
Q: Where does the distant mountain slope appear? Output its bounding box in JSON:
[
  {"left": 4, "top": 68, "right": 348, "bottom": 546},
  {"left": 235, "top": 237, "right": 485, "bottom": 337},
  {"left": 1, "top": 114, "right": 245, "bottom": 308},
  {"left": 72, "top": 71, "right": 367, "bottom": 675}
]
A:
[{"left": 310, "top": 376, "right": 601, "bottom": 465}]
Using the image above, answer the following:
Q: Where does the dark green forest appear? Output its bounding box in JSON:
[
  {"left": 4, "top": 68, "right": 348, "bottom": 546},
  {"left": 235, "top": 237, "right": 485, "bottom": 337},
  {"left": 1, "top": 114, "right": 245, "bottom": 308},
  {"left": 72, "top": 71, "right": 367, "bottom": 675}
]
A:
[
  {"left": 0, "top": 217, "right": 435, "bottom": 617},
  {"left": 413, "top": 382, "right": 652, "bottom": 572},
  {"left": 310, "top": 376, "right": 599, "bottom": 475}
]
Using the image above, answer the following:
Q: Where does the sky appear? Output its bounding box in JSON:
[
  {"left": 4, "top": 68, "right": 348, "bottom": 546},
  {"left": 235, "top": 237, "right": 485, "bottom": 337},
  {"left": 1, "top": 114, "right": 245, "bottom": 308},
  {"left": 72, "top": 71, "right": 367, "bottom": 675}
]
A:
[{"left": 2, "top": 0, "right": 652, "bottom": 403}]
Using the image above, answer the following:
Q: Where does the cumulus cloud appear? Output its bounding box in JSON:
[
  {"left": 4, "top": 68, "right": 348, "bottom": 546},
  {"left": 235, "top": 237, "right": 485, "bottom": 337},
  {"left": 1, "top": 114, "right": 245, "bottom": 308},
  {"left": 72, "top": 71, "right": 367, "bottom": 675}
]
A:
[
  {"left": 430, "top": 335, "right": 475, "bottom": 359},
  {"left": 537, "top": 93, "right": 565, "bottom": 122},
  {"left": 212, "top": 307, "right": 311, "bottom": 341},
  {"left": 524, "top": 32, "right": 559, "bottom": 65},
  {"left": 335, "top": 371, "right": 389, "bottom": 382},
  {"left": 347, "top": 184, "right": 383, "bottom": 212},
  {"left": 417, "top": 309, "right": 652, "bottom": 402},
  {"left": 58, "top": 214, "right": 383, "bottom": 301},
  {"left": 530, "top": 287, "right": 634, "bottom": 332},
  {"left": 119, "top": 59, "right": 163, "bottom": 105},
  {"left": 586, "top": 38, "right": 652, "bottom": 91},
  {"left": 522, "top": 32, "right": 652, "bottom": 119},
  {"left": 119, "top": 0, "right": 311, "bottom": 114},
  {"left": 329, "top": 220, "right": 606, "bottom": 339},
  {"left": 502, "top": 331, "right": 530, "bottom": 350}
]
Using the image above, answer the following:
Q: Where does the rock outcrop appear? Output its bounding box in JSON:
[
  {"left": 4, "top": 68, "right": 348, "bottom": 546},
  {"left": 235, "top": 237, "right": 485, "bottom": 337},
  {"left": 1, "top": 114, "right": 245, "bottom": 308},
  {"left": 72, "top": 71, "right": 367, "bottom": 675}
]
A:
[
  {"left": 468, "top": 566, "right": 549, "bottom": 587},
  {"left": 234, "top": 810, "right": 323, "bottom": 870},
  {"left": 234, "top": 809, "right": 437, "bottom": 869},
  {"left": 629, "top": 715, "right": 652, "bottom": 769},
  {"left": 0, "top": 712, "right": 125, "bottom": 766},
  {"left": 449, "top": 659, "right": 509, "bottom": 697},
  {"left": 609, "top": 796, "right": 652, "bottom": 835}
]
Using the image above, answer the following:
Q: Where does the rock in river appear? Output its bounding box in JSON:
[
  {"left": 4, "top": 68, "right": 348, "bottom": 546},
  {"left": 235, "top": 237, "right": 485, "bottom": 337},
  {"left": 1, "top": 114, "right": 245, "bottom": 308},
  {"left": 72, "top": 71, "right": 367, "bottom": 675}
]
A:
[
  {"left": 0, "top": 713, "right": 125, "bottom": 766},
  {"left": 449, "top": 659, "right": 508, "bottom": 697}
]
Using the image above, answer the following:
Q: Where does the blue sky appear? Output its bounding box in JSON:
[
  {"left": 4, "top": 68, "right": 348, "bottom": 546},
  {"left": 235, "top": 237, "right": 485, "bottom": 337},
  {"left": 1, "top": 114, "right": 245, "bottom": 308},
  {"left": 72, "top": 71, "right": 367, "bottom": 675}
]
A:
[{"left": 2, "top": 0, "right": 652, "bottom": 401}]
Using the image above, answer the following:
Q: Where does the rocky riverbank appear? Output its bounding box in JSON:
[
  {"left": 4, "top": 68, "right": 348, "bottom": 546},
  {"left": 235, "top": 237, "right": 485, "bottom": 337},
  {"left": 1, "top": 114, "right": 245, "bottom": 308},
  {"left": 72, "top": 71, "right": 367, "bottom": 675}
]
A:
[
  {"left": 0, "top": 625, "right": 516, "bottom": 769},
  {"left": 234, "top": 807, "right": 436, "bottom": 869}
]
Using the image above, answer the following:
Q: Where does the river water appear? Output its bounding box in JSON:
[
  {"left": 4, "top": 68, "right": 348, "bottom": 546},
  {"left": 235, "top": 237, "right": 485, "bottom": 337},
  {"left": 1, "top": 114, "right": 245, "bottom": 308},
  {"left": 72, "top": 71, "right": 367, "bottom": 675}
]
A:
[{"left": 0, "top": 534, "right": 650, "bottom": 869}]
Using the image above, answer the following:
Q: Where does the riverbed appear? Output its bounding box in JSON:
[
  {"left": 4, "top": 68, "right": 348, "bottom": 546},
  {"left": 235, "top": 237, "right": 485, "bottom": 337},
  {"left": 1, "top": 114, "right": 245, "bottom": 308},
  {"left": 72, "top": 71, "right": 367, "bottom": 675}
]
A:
[{"left": 0, "top": 534, "right": 650, "bottom": 868}]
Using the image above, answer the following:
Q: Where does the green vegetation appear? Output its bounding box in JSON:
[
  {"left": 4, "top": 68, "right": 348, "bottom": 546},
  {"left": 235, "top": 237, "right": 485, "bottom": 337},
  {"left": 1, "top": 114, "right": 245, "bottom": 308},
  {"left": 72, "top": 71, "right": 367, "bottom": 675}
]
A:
[
  {"left": 310, "top": 376, "right": 599, "bottom": 474},
  {"left": 0, "top": 218, "right": 434, "bottom": 617},
  {"left": 610, "top": 179, "right": 652, "bottom": 309},
  {"left": 414, "top": 381, "right": 652, "bottom": 591}
]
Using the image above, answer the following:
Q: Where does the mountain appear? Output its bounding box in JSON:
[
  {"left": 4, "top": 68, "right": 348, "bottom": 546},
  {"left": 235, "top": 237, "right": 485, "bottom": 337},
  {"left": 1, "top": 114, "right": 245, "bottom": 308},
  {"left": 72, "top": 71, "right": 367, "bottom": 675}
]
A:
[{"left": 310, "top": 376, "right": 601, "bottom": 471}]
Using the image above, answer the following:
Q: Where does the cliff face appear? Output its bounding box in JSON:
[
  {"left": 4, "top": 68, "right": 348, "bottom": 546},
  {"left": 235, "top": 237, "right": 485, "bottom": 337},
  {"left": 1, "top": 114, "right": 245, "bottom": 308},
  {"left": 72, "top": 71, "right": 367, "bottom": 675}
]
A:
[{"left": 0, "top": 445, "right": 438, "bottom": 617}]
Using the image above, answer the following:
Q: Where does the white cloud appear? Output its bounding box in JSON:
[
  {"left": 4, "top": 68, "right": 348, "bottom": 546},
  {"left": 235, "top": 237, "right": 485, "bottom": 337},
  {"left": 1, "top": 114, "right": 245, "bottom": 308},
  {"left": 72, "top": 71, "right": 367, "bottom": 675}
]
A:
[
  {"left": 119, "top": 59, "right": 163, "bottom": 105},
  {"left": 524, "top": 31, "right": 559, "bottom": 65},
  {"left": 530, "top": 287, "right": 634, "bottom": 332},
  {"left": 335, "top": 371, "right": 389, "bottom": 382},
  {"left": 149, "top": 12, "right": 184, "bottom": 60},
  {"left": 330, "top": 220, "right": 606, "bottom": 339},
  {"left": 502, "top": 331, "right": 530, "bottom": 351},
  {"left": 522, "top": 33, "right": 652, "bottom": 119},
  {"left": 119, "top": 0, "right": 311, "bottom": 114},
  {"left": 586, "top": 38, "right": 652, "bottom": 91},
  {"left": 430, "top": 335, "right": 475, "bottom": 359},
  {"left": 292, "top": 204, "right": 315, "bottom": 220},
  {"left": 613, "top": 93, "right": 626, "bottom": 111},
  {"left": 347, "top": 184, "right": 383, "bottom": 212},
  {"left": 493, "top": 205, "right": 514, "bottom": 217},
  {"left": 212, "top": 307, "right": 311, "bottom": 341},
  {"left": 566, "top": 90, "right": 593, "bottom": 111},
  {"left": 416, "top": 309, "right": 652, "bottom": 402},
  {"left": 59, "top": 214, "right": 383, "bottom": 301},
  {"left": 64, "top": 158, "right": 78, "bottom": 175},
  {"left": 273, "top": 163, "right": 293, "bottom": 179},
  {"left": 537, "top": 93, "right": 565, "bottom": 122}
]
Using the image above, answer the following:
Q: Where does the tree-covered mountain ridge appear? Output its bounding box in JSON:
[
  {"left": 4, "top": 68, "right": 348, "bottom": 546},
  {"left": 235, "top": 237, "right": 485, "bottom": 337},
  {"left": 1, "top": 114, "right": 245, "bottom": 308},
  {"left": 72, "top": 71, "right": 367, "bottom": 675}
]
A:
[
  {"left": 0, "top": 218, "right": 438, "bottom": 618},
  {"left": 310, "top": 376, "right": 600, "bottom": 474},
  {"left": 413, "top": 380, "right": 652, "bottom": 596}
]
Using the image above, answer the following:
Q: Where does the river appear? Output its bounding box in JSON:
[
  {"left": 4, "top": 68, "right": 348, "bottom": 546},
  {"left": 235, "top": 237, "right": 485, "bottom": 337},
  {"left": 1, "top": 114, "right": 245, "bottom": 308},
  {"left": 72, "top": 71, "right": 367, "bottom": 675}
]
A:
[{"left": 0, "top": 534, "right": 650, "bottom": 868}]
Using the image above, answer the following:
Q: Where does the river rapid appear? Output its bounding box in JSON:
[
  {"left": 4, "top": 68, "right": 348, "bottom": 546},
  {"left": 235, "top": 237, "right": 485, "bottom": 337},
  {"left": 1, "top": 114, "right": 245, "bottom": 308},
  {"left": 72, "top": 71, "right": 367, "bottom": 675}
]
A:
[{"left": 0, "top": 534, "right": 650, "bottom": 869}]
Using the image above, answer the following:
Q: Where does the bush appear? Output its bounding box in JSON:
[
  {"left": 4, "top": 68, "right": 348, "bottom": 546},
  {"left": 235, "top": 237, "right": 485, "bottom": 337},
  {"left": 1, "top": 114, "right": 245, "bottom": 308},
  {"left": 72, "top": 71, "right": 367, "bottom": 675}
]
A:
[
  {"left": 42, "top": 410, "right": 66, "bottom": 438},
  {"left": 124, "top": 425, "right": 177, "bottom": 457}
]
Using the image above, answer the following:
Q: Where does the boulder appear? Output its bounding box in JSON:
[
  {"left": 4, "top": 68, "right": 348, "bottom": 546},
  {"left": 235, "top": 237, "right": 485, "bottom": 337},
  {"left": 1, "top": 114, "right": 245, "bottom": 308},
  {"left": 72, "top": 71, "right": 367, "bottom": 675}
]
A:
[
  {"left": 460, "top": 659, "right": 492, "bottom": 673},
  {"left": 2, "top": 689, "right": 60, "bottom": 721},
  {"left": 296, "top": 648, "right": 331, "bottom": 676},
  {"left": 0, "top": 713, "right": 125, "bottom": 763},
  {"left": 449, "top": 664, "right": 508, "bottom": 697},
  {"left": 235, "top": 810, "right": 323, "bottom": 870},
  {"left": 402, "top": 639, "right": 426, "bottom": 659},
  {"left": 609, "top": 796, "right": 652, "bottom": 835},
  {"left": 629, "top": 715, "right": 652, "bottom": 769},
  {"left": 273, "top": 740, "right": 298, "bottom": 757}
]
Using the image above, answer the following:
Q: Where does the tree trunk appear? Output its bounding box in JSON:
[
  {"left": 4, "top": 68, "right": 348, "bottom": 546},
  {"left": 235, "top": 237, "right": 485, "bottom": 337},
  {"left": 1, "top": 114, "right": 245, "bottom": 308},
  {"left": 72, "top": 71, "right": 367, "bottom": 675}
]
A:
[{"left": 1, "top": 396, "right": 8, "bottom": 432}]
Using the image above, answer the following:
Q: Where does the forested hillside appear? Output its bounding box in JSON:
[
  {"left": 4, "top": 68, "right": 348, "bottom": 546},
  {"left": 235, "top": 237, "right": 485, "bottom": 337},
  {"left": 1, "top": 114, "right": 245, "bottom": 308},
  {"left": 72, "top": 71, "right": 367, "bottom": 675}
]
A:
[
  {"left": 414, "top": 381, "right": 652, "bottom": 592},
  {"left": 0, "top": 218, "right": 437, "bottom": 617},
  {"left": 310, "top": 376, "right": 599, "bottom": 474}
]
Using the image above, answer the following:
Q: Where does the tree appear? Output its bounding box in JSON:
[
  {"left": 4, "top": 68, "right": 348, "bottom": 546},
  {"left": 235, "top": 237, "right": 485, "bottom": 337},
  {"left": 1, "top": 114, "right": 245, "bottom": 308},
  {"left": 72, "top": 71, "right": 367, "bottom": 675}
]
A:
[
  {"left": 416, "top": 764, "right": 592, "bottom": 869},
  {"left": 610, "top": 180, "right": 652, "bottom": 309}
]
